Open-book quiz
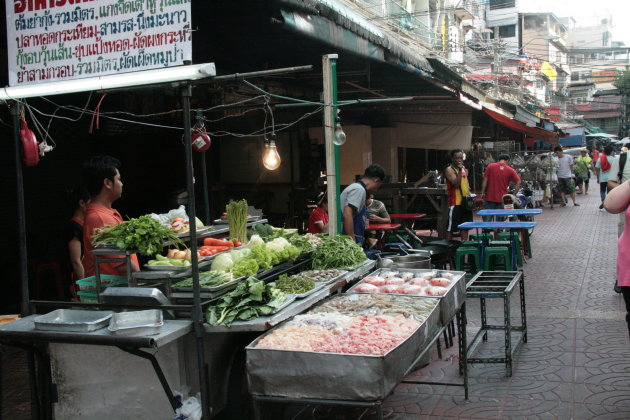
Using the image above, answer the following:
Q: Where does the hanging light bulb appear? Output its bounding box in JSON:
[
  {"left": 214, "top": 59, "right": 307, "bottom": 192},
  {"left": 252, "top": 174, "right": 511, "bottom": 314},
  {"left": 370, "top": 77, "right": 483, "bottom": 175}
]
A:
[
  {"left": 334, "top": 118, "right": 347, "bottom": 146},
  {"left": 262, "top": 136, "right": 281, "bottom": 170}
]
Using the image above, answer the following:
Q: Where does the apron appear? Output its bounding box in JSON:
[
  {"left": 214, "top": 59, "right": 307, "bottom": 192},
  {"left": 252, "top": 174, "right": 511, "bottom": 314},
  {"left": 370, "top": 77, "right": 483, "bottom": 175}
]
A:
[{"left": 341, "top": 182, "right": 368, "bottom": 245}]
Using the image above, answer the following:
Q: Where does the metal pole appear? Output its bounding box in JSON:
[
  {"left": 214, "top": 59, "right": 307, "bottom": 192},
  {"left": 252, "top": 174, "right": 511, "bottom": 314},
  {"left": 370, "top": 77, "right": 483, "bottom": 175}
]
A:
[
  {"left": 182, "top": 85, "right": 210, "bottom": 419},
  {"left": 322, "top": 54, "right": 339, "bottom": 235},
  {"left": 11, "top": 104, "right": 30, "bottom": 317},
  {"left": 196, "top": 110, "right": 211, "bottom": 225}
]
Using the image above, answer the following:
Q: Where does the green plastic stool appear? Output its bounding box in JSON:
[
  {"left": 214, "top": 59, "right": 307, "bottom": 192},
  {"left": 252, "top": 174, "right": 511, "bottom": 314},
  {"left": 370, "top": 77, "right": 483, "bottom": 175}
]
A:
[
  {"left": 483, "top": 246, "right": 511, "bottom": 270},
  {"left": 455, "top": 246, "right": 481, "bottom": 274},
  {"left": 470, "top": 233, "right": 494, "bottom": 242},
  {"left": 491, "top": 238, "right": 523, "bottom": 267}
]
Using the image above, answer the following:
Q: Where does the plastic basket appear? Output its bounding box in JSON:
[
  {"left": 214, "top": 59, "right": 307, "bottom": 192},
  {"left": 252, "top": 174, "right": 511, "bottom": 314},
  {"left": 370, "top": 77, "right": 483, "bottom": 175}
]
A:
[{"left": 76, "top": 275, "right": 127, "bottom": 294}]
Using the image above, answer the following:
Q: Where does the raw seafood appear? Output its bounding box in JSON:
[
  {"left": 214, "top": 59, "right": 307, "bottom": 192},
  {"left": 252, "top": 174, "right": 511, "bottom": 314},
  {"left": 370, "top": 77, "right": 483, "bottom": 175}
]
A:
[
  {"left": 379, "top": 284, "right": 405, "bottom": 294},
  {"left": 441, "top": 272, "right": 454, "bottom": 280},
  {"left": 354, "top": 283, "right": 380, "bottom": 293},
  {"left": 256, "top": 314, "right": 420, "bottom": 356},
  {"left": 430, "top": 278, "right": 452, "bottom": 287},
  {"left": 426, "top": 286, "right": 448, "bottom": 296},
  {"left": 310, "top": 293, "right": 437, "bottom": 323},
  {"left": 385, "top": 277, "right": 405, "bottom": 285},
  {"left": 298, "top": 269, "right": 347, "bottom": 283},
  {"left": 363, "top": 276, "right": 386, "bottom": 286},
  {"left": 409, "top": 278, "right": 429, "bottom": 286},
  {"left": 402, "top": 285, "right": 425, "bottom": 295},
  {"left": 400, "top": 272, "right": 414, "bottom": 281}
]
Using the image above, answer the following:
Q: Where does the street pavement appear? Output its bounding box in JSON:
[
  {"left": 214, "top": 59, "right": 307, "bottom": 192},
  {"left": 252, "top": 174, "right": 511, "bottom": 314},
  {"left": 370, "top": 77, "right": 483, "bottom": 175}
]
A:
[{"left": 3, "top": 188, "right": 630, "bottom": 419}]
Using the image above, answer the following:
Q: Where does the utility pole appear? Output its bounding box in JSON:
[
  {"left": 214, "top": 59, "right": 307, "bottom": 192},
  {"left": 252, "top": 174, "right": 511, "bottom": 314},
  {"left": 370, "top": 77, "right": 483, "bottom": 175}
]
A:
[{"left": 491, "top": 28, "right": 500, "bottom": 97}]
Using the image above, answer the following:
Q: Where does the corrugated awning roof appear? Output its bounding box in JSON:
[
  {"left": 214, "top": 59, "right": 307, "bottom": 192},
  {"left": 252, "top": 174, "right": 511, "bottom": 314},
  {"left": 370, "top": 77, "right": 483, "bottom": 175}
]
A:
[
  {"left": 484, "top": 108, "right": 559, "bottom": 144},
  {"left": 277, "top": 0, "right": 433, "bottom": 74},
  {"left": 582, "top": 111, "right": 621, "bottom": 119}
]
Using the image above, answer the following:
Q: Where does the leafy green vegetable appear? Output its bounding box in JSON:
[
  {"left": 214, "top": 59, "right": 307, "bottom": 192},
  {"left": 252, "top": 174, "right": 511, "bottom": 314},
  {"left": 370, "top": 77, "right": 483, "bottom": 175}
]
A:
[
  {"left": 312, "top": 235, "right": 367, "bottom": 269},
  {"left": 211, "top": 253, "right": 234, "bottom": 272},
  {"left": 249, "top": 244, "right": 273, "bottom": 270},
  {"left": 91, "top": 215, "right": 182, "bottom": 256},
  {"left": 249, "top": 223, "right": 274, "bottom": 239},
  {"left": 227, "top": 200, "right": 248, "bottom": 244},
  {"left": 287, "top": 234, "right": 314, "bottom": 254},
  {"left": 231, "top": 258, "right": 259, "bottom": 278},
  {"left": 274, "top": 274, "right": 316, "bottom": 294},
  {"left": 173, "top": 271, "right": 231, "bottom": 288},
  {"left": 206, "top": 277, "right": 287, "bottom": 326}
]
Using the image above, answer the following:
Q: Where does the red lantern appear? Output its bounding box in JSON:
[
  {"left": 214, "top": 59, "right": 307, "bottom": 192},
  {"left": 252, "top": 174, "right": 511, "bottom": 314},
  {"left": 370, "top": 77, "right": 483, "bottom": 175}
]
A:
[
  {"left": 20, "top": 117, "right": 39, "bottom": 167},
  {"left": 192, "top": 124, "right": 211, "bottom": 152}
]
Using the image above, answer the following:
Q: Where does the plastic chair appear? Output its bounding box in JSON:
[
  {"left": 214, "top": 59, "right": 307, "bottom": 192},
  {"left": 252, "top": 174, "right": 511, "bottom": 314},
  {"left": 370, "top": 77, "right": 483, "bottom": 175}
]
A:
[
  {"left": 482, "top": 247, "right": 511, "bottom": 271},
  {"left": 455, "top": 246, "right": 481, "bottom": 274},
  {"left": 470, "top": 233, "right": 494, "bottom": 242},
  {"left": 493, "top": 236, "right": 523, "bottom": 267}
]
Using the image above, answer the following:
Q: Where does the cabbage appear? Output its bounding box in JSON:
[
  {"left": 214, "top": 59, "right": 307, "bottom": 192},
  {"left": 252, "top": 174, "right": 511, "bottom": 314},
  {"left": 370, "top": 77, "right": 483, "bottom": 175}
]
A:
[
  {"left": 248, "top": 234, "right": 265, "bottom": 247},
  {"left": 211, "top": 253, "right": 234, "bottom": 272},
  {"left": 267, "top": 237, "right": 291, "bottom": 252},
  {"left": 231, "top": 248, "right": 252, "bottom": 263}
]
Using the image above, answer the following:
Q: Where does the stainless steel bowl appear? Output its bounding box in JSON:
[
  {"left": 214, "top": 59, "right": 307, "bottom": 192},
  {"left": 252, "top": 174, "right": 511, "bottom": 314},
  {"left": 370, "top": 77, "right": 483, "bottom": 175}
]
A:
[{"left": 386, "top": 255, "right": 431, "bottom": 269}]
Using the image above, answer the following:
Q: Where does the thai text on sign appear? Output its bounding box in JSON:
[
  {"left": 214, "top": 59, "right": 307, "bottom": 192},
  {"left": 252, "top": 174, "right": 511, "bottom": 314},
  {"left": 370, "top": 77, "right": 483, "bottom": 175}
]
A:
[{"left": 6, "top": 0, "right": 192, "bottom": 86}]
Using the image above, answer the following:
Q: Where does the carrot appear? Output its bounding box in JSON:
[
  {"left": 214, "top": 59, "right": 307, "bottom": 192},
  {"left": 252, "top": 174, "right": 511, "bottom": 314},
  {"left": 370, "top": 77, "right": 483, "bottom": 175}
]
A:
[
  {"left": 203, "top": 238, "right": 234, "bottom": 247},
  {"left": 200, "top": 245, "right": 230, "bottom": 252}
]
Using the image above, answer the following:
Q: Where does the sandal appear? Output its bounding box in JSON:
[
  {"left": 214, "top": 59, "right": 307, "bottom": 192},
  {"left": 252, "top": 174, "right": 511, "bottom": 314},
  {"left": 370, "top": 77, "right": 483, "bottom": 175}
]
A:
[
  {"left": 560, "top": 202, "right": 567, "bottom": 207},
  {"left": 574, "top": 203, "right": 580, "bottom": 206}
]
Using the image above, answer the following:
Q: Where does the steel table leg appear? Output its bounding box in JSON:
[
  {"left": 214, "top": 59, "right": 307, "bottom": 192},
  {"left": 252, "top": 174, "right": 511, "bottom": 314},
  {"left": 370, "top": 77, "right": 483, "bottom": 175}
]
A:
[
  {"left": 480, "top": 297, "right": 488, "bottom": 341},
  {"left": 520, "top": 273, "right": 528, "bottom": 343},
  {"left": 504, "top": 292, "right": 512, "bottom": 377}
]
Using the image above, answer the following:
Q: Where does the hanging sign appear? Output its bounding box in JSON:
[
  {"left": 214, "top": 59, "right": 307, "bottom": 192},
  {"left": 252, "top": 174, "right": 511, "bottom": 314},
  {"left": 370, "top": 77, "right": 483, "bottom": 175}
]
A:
[{"left": 6, "top": 0, "right": 192, "bottom": 86}]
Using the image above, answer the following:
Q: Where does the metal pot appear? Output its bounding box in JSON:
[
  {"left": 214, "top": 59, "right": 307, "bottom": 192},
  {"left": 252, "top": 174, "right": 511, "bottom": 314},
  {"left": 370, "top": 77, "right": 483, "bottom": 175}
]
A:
[{"left": 385, "top": 255, "right": 431, "bottom": 269}]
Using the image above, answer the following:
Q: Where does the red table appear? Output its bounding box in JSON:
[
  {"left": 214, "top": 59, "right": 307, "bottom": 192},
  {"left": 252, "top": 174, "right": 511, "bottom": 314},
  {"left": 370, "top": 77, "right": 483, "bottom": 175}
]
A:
[
  {"left": 365, "top": 224, "right": 401, "bottom": 249},
  {"left": 365, "top": 223, "right": 402, "bottom": 231},
  {"left": 388, "top": 214, "right": 427, "bottom": 247}
]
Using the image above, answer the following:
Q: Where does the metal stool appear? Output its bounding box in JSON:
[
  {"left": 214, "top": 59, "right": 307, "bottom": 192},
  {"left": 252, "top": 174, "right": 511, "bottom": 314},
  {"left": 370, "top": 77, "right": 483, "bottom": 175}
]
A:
[{"left": 465, "top": 271, "right": 527, "bottom": 376}]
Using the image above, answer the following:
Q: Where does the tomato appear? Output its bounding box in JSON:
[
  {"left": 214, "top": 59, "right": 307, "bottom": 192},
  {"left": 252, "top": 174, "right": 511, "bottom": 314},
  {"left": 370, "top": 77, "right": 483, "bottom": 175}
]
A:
[
  {"left": 172, "top": 217, "right": 185, "bottom": 223},
  {"left": 233, "top": 240, "right": 242, "bottom": 247}
]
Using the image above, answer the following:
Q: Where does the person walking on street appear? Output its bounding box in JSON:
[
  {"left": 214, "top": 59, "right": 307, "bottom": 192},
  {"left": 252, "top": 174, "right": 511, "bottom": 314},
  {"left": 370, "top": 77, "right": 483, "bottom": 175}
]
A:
[
  {"left": 445, "top": 149, "right": 472, "bottom": 241},
  {"left": 554, "top": 146, "right": 579, "bottom": 206},
  {"left": 575, "top": 149, "right": 593, "bottom": 195},
  {"left": 603, "top": 178, "right": 630, "bottom": 339},
  {"left": 480, "top": 153, "right": 521, "bottom": 221},
  {"left": 340, "top": 164, "right": 386, "bottom": 245},
  {"left": 596, "top": 145, "right": 615, "bottom": 210}
]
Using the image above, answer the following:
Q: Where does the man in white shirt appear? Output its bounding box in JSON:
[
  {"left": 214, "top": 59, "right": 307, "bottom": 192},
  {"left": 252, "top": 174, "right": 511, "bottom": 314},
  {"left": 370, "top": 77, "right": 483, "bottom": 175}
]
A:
[{"left": 554, "top": 146, "right": 579, "bottom": 206}]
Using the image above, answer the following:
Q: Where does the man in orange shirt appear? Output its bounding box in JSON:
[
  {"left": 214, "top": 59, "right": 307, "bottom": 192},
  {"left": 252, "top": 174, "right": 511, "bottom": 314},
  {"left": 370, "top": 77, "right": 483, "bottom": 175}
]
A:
[{"left": 81, "top": 155, "right": 139, "bottom": 278}]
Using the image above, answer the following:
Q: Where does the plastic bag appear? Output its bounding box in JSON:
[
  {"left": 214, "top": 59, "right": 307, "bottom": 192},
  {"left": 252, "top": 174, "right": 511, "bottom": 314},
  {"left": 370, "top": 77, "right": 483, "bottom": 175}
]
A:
[
  {"left": 544, "top": 185, "right": 552, "bottom": 200},
  {"left": 148, "top": 205, "right": 188, "bottom": 226},
  {"left": 173, "top": 393, "right": 202, "bottom": 420}
]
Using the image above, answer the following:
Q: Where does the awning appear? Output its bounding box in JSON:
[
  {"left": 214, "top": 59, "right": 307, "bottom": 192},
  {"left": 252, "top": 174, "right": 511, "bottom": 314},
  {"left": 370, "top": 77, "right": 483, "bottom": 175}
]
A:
[
  {"left": 278, "top": 0, "right": 433, "bottom": 74},
  {"left": 484, "top": 108, "right": 558, "bottom": 144},
  {"left": 514, "top": 105, "right": 541, "bottom": 127}
]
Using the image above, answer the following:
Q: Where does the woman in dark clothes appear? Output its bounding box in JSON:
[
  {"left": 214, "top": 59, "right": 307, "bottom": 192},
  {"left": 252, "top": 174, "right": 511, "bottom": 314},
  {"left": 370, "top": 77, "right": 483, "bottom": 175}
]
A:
[{"left": 65, "top": 188, "right": 90, "bottom": 296}]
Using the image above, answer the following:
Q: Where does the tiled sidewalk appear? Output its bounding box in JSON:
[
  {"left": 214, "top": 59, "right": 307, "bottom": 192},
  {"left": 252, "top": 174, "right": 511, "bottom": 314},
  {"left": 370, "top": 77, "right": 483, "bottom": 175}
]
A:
[{"left": 3, "top": 190, "right": 629, "bottom": 419}]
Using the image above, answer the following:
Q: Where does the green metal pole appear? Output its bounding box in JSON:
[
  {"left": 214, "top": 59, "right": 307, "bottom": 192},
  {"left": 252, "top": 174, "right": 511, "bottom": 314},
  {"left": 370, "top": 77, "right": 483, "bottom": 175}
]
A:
[{"left": 331, "top": 59, "right": 342, "bottom": 234}]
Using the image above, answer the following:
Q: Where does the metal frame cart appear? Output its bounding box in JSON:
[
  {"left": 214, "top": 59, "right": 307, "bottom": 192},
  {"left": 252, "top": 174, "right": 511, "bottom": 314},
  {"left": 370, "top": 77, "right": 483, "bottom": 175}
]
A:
[{"left": 465, "top": 271, "right": 527, "bottom": 377}]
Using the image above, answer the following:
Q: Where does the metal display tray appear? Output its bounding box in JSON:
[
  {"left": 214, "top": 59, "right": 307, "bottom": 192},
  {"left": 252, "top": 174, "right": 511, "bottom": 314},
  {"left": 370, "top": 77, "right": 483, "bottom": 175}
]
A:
[
  {"left": 296, "top": 269, "right": 349, "bottom": 285},
  {"left": 170, "top": 276, "right": 245, "bottom": 299},
  {"left": 213, "top": 216, "right": 260, "bottom": 225},
  {"left": 349, "top": 268, "right": 466, "bottom": 325},
  {"left": 285, "top": 282, "right": 327, "bottom": 299},
  {"left": 176, "top": 226, "right": 214, "bottom": 238},
  {"left": 34, "top": 310, "right": 114, "bottom": 333},
  {"left": 143, "top": 264, "right": 190, "bottom": 272},
  {"left": 100, "top": 287, "right": 171, "bottom": 306},
  {"left": 108, "top": 310, "right": 164, "bottom": 336},
  {"left": 246, "top": 295, "right": 441, "bottom": 401}
]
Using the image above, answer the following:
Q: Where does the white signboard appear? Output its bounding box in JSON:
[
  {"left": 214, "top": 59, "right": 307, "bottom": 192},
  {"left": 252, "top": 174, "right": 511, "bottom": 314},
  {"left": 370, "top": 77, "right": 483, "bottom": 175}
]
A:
[{"left": 6, "top": 0, "right": 192, "bottom": 86}]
